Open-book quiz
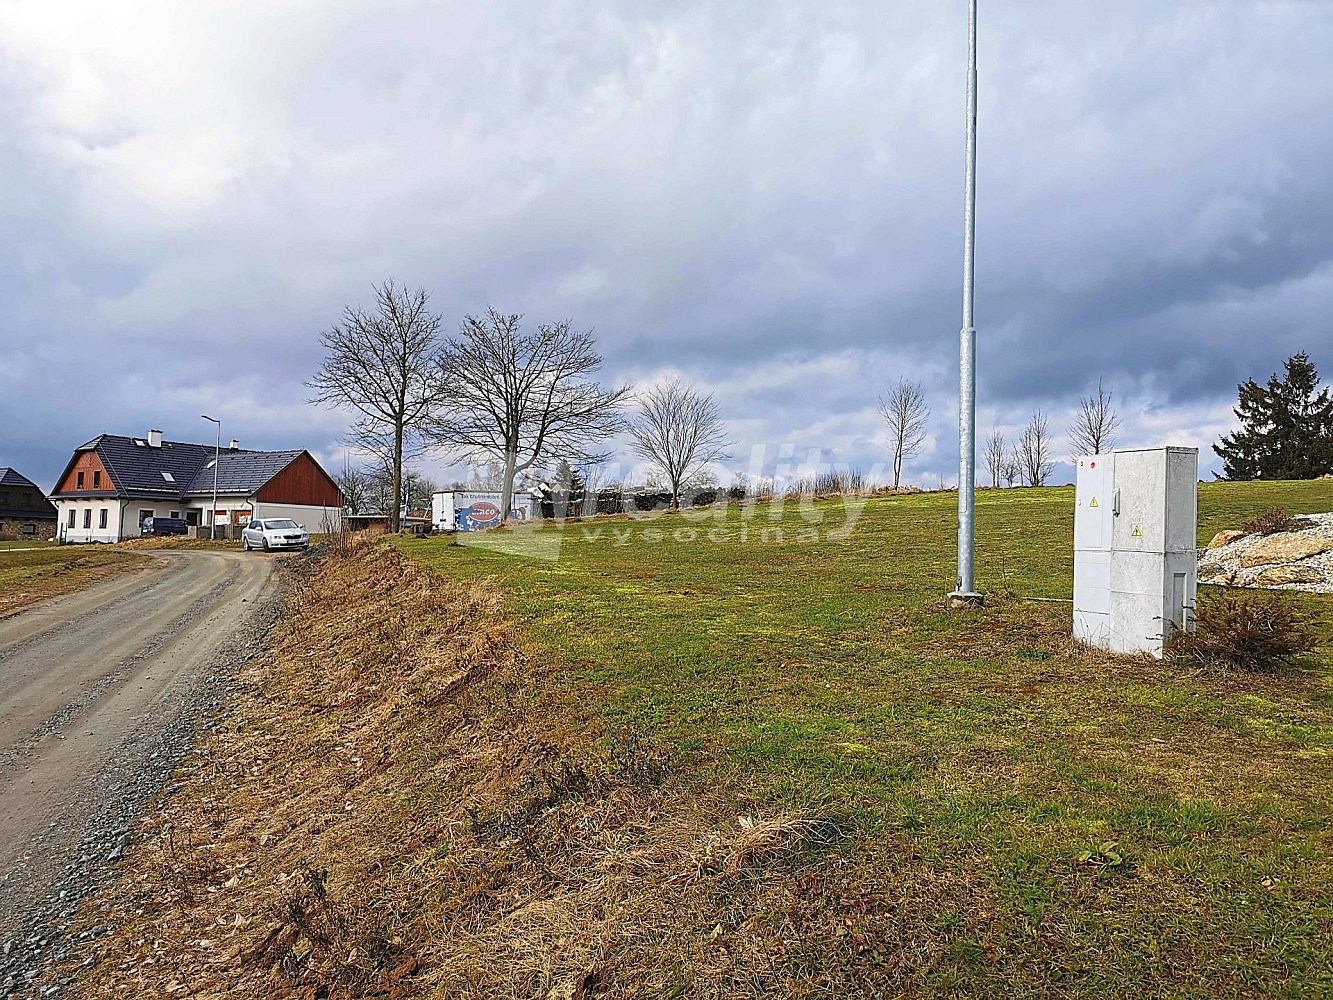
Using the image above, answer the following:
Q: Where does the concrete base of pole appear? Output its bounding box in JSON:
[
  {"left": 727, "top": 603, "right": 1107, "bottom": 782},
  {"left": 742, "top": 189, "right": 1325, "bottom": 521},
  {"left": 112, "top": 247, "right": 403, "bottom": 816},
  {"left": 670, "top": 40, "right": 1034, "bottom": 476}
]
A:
[{"left": 946, "top": 591, "right": 985, "bottom": 610}]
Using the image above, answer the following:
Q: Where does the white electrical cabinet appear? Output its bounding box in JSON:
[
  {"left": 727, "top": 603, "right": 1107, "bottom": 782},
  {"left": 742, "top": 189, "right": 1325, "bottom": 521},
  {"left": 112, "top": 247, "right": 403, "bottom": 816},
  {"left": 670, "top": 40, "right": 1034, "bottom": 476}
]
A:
[{"left": 1073, "top": 447, "right": 1198, "bottom": 656}]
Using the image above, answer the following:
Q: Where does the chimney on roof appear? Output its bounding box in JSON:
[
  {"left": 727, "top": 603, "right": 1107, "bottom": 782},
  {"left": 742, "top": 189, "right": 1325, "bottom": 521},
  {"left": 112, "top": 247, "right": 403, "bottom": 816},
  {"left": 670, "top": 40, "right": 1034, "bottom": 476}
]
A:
[
  {"left": 147, "top": 429, "right": 163, "bottom": 448},
  {"left": 229, "top": 439, "right": 240, "bottom": 450}
]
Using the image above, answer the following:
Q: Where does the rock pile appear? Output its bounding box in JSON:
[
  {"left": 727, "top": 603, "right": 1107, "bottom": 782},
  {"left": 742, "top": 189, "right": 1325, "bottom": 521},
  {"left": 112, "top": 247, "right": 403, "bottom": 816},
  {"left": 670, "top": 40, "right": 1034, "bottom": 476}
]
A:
[{"left": 1198, "top": 513, "right": 1333, "bottom": 593}]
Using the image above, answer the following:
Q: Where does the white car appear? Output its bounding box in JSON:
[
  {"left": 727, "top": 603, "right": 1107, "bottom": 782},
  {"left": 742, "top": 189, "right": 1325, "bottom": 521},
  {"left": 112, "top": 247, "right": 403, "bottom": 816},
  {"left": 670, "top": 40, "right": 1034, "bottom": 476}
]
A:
[{"left": 241, "top": 518, "right": 309, "bottom": 552}]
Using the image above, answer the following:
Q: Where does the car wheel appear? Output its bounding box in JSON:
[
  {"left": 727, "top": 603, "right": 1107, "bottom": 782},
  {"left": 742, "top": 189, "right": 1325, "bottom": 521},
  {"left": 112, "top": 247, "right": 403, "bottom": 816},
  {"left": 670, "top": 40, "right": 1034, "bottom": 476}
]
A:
[
  {"left": 262, "top": 538, "right": 270, "bottom": 552},
  {"left": 242, "top": 537, "right": 250, "bottom": 550}
]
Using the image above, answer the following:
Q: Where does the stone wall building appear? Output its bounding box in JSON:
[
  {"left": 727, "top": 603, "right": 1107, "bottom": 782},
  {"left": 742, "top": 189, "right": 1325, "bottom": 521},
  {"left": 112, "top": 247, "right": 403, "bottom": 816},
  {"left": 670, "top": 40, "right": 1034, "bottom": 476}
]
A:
[{"left": 0, "top": 467, "right": 58, "bottom": 540}]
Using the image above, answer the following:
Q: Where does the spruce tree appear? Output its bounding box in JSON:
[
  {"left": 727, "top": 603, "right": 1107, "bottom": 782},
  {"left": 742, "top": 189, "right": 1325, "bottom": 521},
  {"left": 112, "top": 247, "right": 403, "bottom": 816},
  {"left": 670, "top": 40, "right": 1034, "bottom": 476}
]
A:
[{"left": 1215, "top": 352, "right": 1333, "bottom": 480}]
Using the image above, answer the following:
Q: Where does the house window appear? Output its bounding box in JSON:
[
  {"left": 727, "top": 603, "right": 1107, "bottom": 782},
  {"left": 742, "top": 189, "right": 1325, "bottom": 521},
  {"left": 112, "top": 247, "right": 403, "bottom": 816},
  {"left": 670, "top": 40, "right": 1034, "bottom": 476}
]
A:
[
  {"left": 77, "top": 471, "right": 85, "bottom": 489},
  {"left": 93, "top": 470, "right": 101, "bottom": 488},
  {"left": 0, "top": 491, "right": 8, "bottom": 507},
  {"left": 83, "top": 509, "right": 91, "bottom": 529},
  {"left": 68, "top": 509, "right": 76, "bottom": 528},
  {"left": 170, "top": 510, "right": 179, "bottom": 518},
  {"left": 21, "top": 523, "right": 35, "bottom": 535},
  {"left": 20, "top": 492, "right": 31, "bottom": 508},
  {"left": 99, "top": 508, "right": 108, "bottom": 529}
]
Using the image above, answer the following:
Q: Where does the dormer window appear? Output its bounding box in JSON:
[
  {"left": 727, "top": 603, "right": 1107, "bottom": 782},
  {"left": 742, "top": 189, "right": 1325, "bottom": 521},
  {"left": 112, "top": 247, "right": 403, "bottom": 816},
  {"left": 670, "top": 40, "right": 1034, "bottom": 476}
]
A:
[{"left": 161, "top": 471, "right": 176, "bottom": 482}]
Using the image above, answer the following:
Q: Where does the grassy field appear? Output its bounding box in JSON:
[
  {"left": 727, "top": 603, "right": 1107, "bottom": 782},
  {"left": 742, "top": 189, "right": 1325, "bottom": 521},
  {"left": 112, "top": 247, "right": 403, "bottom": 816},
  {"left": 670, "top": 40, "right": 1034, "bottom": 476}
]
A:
[
  {"left": 0, "top": 539, "right": 57, "bottom": 549},
  {"left": 398, "top": 480, "right": 1333, "bottom": 997},
  {"left": 0, "top": 546, "right": 148, "bottom": 617}
]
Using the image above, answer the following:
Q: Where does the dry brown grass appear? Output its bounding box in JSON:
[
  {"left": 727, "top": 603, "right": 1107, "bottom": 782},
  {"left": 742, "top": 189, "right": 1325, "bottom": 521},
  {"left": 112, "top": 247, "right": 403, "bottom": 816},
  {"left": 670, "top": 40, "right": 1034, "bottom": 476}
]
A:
[
  {"left": 48, "top": 534, "right": 903, "bottom": 1000},
  {"left": 0, "top": 548, "right": 149, "bottom": 618},
  {"left": 115, "top": 536, "right": 242, "bottom": 550}
]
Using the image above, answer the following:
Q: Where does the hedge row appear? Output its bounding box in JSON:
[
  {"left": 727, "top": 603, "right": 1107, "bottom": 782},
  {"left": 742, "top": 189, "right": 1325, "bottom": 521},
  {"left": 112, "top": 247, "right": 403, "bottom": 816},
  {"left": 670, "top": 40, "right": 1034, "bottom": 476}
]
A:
[{"left": 539, "top": 486, "right": 748, "bottom": 518}]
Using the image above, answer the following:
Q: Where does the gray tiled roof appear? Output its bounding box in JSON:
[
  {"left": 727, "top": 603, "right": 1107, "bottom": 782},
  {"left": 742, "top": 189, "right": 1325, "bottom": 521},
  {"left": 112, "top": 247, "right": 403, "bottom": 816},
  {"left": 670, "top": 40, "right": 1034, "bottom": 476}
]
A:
[
  {"left": 0, "top": 468, "right": 57, "bottom": 519},
  {"left": 52, "top": 435, "right": 307, "bottom": 501},
  {"left": 184, "top": 450, "right": 302, "bottom": 496},
  {"left": 79, "top": 435, "right": 212, "bottom": 497}
]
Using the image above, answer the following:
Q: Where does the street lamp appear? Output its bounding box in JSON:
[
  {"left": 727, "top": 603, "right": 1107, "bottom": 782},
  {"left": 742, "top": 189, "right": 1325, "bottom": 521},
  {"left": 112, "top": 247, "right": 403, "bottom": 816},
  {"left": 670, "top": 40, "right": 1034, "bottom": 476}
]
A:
[
  {"left": 201, "top": 415, "right": 220, "bottom": 540},
  {"left": 950, "top": 0, "right": 983, "bottom": 609}
]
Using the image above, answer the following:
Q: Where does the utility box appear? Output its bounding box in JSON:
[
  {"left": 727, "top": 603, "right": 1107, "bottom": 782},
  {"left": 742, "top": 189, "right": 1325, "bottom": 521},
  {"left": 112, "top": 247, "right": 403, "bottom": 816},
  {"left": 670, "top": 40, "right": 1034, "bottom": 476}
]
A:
[{"left": 1073, "top": 447, "right": 1198, "bottom": 656}]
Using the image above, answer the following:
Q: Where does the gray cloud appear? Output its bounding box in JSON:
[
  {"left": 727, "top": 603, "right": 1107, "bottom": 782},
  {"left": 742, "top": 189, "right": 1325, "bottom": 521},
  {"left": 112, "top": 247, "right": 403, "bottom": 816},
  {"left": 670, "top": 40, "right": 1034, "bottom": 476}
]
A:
[{"left": 0, "top": 0, "right": 1330, "bottom": 489}]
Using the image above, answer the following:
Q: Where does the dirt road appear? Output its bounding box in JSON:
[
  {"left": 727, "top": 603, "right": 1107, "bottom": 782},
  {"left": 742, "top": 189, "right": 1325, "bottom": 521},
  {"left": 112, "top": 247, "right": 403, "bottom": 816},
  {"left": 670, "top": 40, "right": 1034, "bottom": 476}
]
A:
[{"left": 0, "top": 550, "right": 278, "bottom": 946}]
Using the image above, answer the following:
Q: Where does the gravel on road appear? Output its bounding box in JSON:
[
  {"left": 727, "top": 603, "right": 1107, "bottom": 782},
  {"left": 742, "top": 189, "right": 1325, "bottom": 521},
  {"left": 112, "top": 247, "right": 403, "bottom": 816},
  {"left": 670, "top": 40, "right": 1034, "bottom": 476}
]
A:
[{"left": 0, "top": 550, "right": 288, "bottom": 997}]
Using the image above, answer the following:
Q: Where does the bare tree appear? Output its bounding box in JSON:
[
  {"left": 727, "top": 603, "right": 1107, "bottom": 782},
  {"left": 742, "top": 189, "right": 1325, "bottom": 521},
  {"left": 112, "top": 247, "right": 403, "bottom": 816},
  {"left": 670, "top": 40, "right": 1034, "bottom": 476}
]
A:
[
  {"left": 1018, "top": 409, "right": 1056, "bottom": 486},
  {"left": 878, "top": 378, "right": 931, "bottom": 490},
  {"left": 630, "top": 376, "right": 731, "bottom": 510},
  {"left": 308, "top": 280, "right": 445, "bottom": 531},
  {"left": 1002, "top": 446, "right": 1021, "bottom": 488},
  {"left": 433, "top": 308, "right": 628, "bottom": 522},
  {"left": 364, "top": 463, "right": 436, "bottom": 516},
  {"left": 335, "top": 464, "right": 372, "bottom": 515},
  {"left": 1068, "top": 379, "right": 1121, "bottom": 457},
  {"left": 983, "top": 427, "right": 1006, "bottom": 488}
]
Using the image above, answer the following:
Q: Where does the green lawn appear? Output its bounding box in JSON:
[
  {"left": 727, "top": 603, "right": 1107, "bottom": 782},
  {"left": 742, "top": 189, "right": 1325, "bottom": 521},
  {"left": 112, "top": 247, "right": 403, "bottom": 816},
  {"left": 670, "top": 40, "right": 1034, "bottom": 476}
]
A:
[
  {"left": 0, "top": 539, "right": 56, "bottom": 549},
  {"left": 399, "top": 481, "right": 1333, "bottom": 997}
]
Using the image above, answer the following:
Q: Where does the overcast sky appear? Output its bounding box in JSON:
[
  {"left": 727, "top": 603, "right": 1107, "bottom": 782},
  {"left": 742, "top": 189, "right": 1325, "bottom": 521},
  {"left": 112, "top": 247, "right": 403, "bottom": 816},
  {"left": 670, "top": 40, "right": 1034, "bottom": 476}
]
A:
[{"left": 2, "top": 1, "right": 1330, "bottom": 490}]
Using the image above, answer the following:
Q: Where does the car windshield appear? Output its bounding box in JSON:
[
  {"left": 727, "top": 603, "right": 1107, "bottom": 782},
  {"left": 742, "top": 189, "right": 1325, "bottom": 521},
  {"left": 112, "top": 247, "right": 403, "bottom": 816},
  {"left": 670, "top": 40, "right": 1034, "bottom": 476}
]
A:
[{"left": 265, "top": 519, "right": 299, "bottom": 530}]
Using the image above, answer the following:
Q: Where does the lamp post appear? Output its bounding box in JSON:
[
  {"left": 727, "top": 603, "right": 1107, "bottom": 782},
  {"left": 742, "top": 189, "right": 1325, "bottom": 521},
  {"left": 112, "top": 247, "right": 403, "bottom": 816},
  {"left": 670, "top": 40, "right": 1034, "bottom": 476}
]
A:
[
  {"left": 201, "top": 415, "right": 220, "bottom": 540},
  {"left": 949, "top": 0, "right": 983, "bottom": 609}
]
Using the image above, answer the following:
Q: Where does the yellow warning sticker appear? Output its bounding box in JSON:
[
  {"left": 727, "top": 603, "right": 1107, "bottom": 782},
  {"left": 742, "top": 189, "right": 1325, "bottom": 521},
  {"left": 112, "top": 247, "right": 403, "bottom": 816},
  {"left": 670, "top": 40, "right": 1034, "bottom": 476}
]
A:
[
  {"left": 1131, "top": 525, "right": 1142, "bottom": 537},
  {"left": 1089, "top": 497, "right": 1099, "bottom": 507}
]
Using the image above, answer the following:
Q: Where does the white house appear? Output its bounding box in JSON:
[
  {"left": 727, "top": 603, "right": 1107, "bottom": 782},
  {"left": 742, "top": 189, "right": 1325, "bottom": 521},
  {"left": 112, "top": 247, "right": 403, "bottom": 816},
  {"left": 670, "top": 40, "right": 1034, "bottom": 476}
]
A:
[{"left": 50, "top": 429, "right": 344, "bottom": 543}]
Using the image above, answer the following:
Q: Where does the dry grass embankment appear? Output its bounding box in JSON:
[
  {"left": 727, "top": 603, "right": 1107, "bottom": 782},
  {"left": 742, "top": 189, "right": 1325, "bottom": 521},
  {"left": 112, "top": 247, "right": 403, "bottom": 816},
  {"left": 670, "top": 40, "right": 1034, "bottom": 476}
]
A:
[{"left": 54, "top": 534, "right": 865, "bottom": 999}]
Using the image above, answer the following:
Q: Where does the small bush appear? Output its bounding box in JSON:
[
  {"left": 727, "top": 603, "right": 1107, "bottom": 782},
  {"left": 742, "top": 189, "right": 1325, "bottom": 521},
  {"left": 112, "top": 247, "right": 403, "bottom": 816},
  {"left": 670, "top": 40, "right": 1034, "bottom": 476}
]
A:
[
  {"left": 1241, "top": 507, "right": 1316, "bottom": 537},
  {"left": 1167, "top": 591, "right": 1320, "bottom": 672}
]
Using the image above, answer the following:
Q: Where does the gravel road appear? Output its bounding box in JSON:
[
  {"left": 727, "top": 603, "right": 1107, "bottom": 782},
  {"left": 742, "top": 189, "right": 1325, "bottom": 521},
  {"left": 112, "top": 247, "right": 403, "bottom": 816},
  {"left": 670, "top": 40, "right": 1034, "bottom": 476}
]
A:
[{"left": 0, "top": 549, "right": 282, "bottom": 995}]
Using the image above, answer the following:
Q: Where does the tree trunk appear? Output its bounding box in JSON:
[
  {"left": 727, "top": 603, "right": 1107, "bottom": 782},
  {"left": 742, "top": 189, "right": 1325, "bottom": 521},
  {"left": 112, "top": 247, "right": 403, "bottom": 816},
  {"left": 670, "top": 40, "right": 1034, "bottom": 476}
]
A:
[
  {"left": 500, "top": 447, "right": 517, "bottom": 525},
  {"left": 893, "top": 450, "right": 903, "bottom": 490},
  {"left": 390, "top": 421, "right": 403, "bottom": 533}
]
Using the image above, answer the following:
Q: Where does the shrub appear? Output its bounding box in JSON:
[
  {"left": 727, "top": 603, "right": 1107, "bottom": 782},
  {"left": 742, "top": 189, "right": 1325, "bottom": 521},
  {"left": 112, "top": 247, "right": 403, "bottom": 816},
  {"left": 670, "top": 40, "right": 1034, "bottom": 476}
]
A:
[
  {"left": 1167, "top": 591, "right": 1320, "bottom": 672},
  {"left": 1240, "top": 507, "right": 1315, "bottom": 537}
]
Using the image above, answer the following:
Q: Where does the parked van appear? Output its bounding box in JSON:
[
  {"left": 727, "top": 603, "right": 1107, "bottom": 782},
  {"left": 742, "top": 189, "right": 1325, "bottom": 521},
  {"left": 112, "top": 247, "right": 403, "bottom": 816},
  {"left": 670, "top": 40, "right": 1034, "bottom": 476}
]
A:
[{"left": 141, "top": 517, "right": 188, "bottom": 537}]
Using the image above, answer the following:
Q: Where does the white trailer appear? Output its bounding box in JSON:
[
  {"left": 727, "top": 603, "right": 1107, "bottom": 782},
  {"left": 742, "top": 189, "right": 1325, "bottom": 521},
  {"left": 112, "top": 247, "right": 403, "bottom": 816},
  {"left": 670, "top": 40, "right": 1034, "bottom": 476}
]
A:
[
  {"left": 431, "top": 490, "right": 537, "bottom": 532},
  {"left": 1073, "top": 447, "right": 1198, "bottom": 656}
]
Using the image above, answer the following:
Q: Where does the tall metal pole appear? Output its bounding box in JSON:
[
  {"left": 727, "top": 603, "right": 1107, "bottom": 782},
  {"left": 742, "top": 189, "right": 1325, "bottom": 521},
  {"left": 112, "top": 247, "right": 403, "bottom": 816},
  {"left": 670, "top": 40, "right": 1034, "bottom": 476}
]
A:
[
  {"left": 952, "top": 0, "right": 982, "bottom": 606},
  {"left": 202, "top": 415, "right": 220, "bottom": 540}
]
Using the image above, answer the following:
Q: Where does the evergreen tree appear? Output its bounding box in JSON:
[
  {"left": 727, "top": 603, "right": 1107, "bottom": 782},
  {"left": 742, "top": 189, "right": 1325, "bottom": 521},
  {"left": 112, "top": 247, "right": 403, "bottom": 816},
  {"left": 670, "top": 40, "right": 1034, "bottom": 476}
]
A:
[{"left": 1215, "top": 352, "right": 1333, "bottom": 480}]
